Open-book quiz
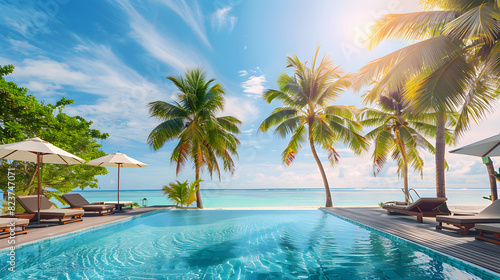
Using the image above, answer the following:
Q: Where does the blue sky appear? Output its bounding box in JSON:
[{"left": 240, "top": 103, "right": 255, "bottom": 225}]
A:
[{"left": 0, "top": 0, "right": 497, "bottom": 191}]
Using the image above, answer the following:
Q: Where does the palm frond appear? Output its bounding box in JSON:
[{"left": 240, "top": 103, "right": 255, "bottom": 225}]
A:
[
  {"left": 419, "top": 0, "right": 494, "bottom": 12},
  {"left": 147, "top": 119, "right": 184, "bottom": 150},
  {"left": 405, "top": 53, "right": 474, "bottom": 113},
  {"left": 368, "top": 11, "right": 459, "bottom": 49},
  {"left": 281, "top": 124, "right": 307, "bottom": 165},
  {"left": 258, "top": 107, "right": 301, "bottom": 133},
  {"left": 352, "top": 36, "right": 462, "bottom": 103},
  {"left": 444, "top": 4, "right": 500, "bottom": 44},
  {"left": 147, "top": 101, "right": 187, "bottom": 120}
]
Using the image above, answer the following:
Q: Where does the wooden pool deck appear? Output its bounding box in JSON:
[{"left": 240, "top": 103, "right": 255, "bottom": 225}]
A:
[
  {"left": 0, "top": 206, "right": 171, "bottom": 250},
  {"left": 323, "top": 207, "right": 500, "bottom": 275}
]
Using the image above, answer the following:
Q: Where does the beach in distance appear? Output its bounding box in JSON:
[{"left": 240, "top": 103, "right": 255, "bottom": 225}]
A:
[{"left": 64, "top": 188, "right": 493, "bottom": 209}]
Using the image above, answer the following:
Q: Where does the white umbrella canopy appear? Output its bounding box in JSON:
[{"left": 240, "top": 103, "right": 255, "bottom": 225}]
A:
[
  {"left": 86, "top": 152, "right": 148, "bottom": 210},
  {"left": 0, "top": 137, "right": 85, "bottom": 223},
  {"left": 449, "top": 133, "right": 500, "bottom": 157},
  {"left": 86, "top": 152, "right": 148, "bottom": 168},
  {"left": 0, "top": 137, "right": 85, "bottom": 164}
]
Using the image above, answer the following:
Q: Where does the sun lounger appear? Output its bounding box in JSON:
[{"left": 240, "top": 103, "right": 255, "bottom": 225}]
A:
[
  {"left": 102, "top": 201, "right": 133, "bottom": 210},
  {"left": 16, "top": 195, "right": 84, "bottom": 224},
  {"left": 382, "top": 197, "right": 449, "bottom": 223},
  {"left": 0, "top": 218, "right": 29, "bottom": 238},
  {"left": 62, "top": 194, "right": 115, "bottom": 215},
  {"left": 436, "top": 200, "right": 500, "bottom": 235},
  {"left": 475, "top": 223, "right": 500, "bottom": 245}
]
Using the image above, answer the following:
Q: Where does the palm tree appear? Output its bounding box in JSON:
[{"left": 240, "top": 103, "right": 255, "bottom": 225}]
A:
[
  {"left": 162, "top": 179, "right": 201, "bottom": 207},
  {"left": 360, "top": 91, "right": 453, "bottom": 203},
  {"left": 259, "top": 46, "right": 369, "bottom": 207},
  {"left": 352, "top": 0, "right": 500, "bottom": 199},
  {"left": 148, "top": 69, "right": 241, "bottom": 209}
]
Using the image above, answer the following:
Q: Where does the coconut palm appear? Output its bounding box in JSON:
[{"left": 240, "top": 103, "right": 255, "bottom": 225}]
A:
[
  {"left": 148, "top": 69, "right": 241, "bottom": 209},
  {"left": 360, "top": 91, "right": 454, "bottom": 203},
  {"left": 259, "top": 46, "right": 369, "bottom": 207},
  {"left": 352, "top": 0, "right": 500, "bottom": 198}
]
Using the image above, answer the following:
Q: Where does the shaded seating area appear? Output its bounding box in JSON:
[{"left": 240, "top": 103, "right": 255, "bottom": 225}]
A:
[
  {"left": 382, "top": 197, "right": 449, "bottom": 223},
  {"left": 16, "top": 195, "right": 84, "bottom": 225},
  {"left": 475, "top": 223, "right": 500, "bottom": 245},
  {"left": 62, "top": 194, "right": 115, "bottom": 215},
  {"left": 0, "top": 218, "right": 29, "bottom": 238},
  {"left": 436, "top": 200, "right": 500, "bottom": 235}
]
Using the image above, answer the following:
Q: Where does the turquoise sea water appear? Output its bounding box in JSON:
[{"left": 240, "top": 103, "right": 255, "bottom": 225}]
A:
[
  {"left": 62, "top": 188, "right": 493, "bottom": 208},
  {"left": 1, "top": 209, "right": 496, "bottom": 279}
]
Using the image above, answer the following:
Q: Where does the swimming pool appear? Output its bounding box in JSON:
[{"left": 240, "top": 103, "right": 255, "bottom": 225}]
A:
[{"left": 0, "top": 209, "right": 498, "bottom": 279}]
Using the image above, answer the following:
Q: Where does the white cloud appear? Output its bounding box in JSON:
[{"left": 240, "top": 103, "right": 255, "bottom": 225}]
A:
[
  {"left": 114, "top": 0, "right": 209, "bottom": 72},
  {"left": 241, "top": 75, "right": 266, "bottom": 97},
  {"left": 221, "top": 96, "right": 260, "bottom": 123},
  {"left": 7, "top": 39, "right": 40, "bottom": 54},
  {"left": 156, "top": 0, "right": 211, "bottom": 48},
  {"left": 238, "top": 70, "right": 248, "bottom": 76},
  {"left": 9, "top": 42, "right": 172, "bottom": 145},
  {"left": 12, "top": 58, "right": 89, "bottom": 85},
  {"left": 211, "top": 6, "right": 237, "bottom": 32},
  {"left": 0, "top": 1, "right": 58, "bottom": 36}
]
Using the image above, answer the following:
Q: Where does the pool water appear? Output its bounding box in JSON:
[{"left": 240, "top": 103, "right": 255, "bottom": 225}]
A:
[{"left": 0, "top": 210, "right": 497, "bottom": 279}]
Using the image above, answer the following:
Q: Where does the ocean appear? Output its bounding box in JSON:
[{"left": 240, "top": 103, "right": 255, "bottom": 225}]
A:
[{"left": 62, "top": 188, "right": 494, "bottom": 208}]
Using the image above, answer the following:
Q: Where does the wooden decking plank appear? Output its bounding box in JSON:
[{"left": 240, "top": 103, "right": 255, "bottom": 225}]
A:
[{"left": 323, "top": 207, "right": 500, "bottom": 275}]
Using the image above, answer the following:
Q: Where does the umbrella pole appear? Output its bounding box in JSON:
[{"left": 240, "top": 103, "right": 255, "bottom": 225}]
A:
[
  {"left": 117, "top": 165, "right": 121, "bottom": 211},
  {"left": 37, "top": 153, "right": 41, "bottom": 224}
]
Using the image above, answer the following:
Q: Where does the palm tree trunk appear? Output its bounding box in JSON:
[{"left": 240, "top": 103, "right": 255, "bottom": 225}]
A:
[
  {"left": 309, "top": 136, "right": 333, "bottom": 207},
  {"left": 195, "top": 165, "right": 204, "bottom": 209},
  {"left": 435, "top": 112, "right": 446, "bottom": 198},
  {"left": 396, "top": 135, "right": 409, "bottom": 204}
]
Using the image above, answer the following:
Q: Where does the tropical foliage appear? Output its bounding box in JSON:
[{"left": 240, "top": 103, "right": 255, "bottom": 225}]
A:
[
  {"left": 147, "top": 69, "right": 241, "bottom": 209},
  {"left": 162, "top": 179, "right": 201, "bottom": 207},
  {"left": 259, "top": 46, "right": 369, "bottom": 207},
  {"left": 0, "top": 65, "right": 109, "bottom": 208},
  {"left": 360, "top": 91, "right": 453, "bottom": 203},
  {"left": 352, "top": 0, "right": 500, "bottom": 198}
]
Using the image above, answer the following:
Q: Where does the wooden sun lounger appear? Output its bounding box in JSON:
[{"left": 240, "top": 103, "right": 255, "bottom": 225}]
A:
[
  {"left": 16, "top": 195, "right": 84, "bottom": 225},
  {"left": 102, "top": 201, "right": 133, "bottom": 209},
  {"left": 62, "top": 194, "right": 115, "bottom": 215},
  {"left": 0, "top": 218, "right": 29, "bottom": 238},
  {"left": 436, "top": 200, "right": 500, "bottom": 235},
  {"left": 475, "top": 223, "right": 500, "bottom": 245},
  {"left": 382, "top": 197, "right": 449, "bottom": 223}
]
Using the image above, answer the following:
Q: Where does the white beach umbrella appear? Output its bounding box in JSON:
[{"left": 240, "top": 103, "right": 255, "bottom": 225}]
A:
[
  {"left": 86, "top": 152, "right": 148, "bottom": 210},
  {"left": 450, "top": 133, "right": 500, "bottom": 201},
  {"left": 450, "top": 133, "right": 500, "bottom": 157},
  {"left": 0, "top": 137, "right": 85, "bottom": 222}
]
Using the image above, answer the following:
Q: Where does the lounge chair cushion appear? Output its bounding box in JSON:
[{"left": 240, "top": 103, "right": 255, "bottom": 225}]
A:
[
  {"left": 16, "top": 195, "right": 57, "bottom": 213},
  {"left": 81, "top": 204, "right": 115, "bottom": 211},
  {"left": 103, "top": 201, "right": 133, "bottom": 206},
  {"left": 436, "top": 216, "right": 500, "bottom": 224},
  {"left": 62, "top": 193, "right": 90, "bottom": 207},
  {"left": 436, "top": 200, "right": 500, "bottom": 224},
  {"left": 475, "top": 223, "right": 500, "bottom": 232},
  {"left": 476, "top": 200, "right": 500, "bottom": 217},
  {"left": 0, "top": 218, "right": 29, "bottom": 228},
  {"left": 383, "top": 198, "right": 447, "bottom": 212},
  {"left": 38, "top": 209, "right": 84, "bottom": 218}
]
